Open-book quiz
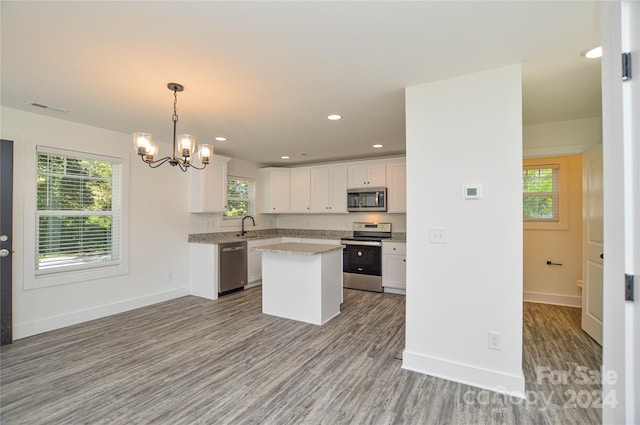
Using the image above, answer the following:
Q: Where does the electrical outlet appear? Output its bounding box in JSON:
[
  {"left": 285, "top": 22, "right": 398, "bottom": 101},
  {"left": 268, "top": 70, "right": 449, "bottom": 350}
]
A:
[
  {"left": 488, "top": 332, "right": 502, "bottom": 351},
  {"left": 168, "top": 272, "right": 174, "bottom": 282}
]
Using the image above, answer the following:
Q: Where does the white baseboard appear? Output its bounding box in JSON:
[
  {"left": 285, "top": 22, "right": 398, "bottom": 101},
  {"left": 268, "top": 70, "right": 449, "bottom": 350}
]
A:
[
  {"left": 523, "top": 291, "right": 582, "bottom": 307},
  {"left": 402, "top": 350, "right": 526, "bottom": 398},
  {"left": 383, "top": 287, "right": 406, "bottom": 295},
  {"left": 13, "top": 287, "right": 190, "bottom": 340},
  {"left": 245, "top": 281, "right": 262, "bottom": 289}
]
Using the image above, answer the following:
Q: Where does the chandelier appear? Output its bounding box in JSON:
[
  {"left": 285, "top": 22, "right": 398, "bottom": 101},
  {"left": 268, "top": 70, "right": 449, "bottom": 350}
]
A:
[{"left": 133, "top": 83, "right": 213, "bottom": 171}]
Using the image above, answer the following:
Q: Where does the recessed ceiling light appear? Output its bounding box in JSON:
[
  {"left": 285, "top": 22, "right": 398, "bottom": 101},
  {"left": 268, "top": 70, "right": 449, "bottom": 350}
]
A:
[
  {"left": 281, "top": 155, "right": 290, "bottom": 159},
  {"left": 327, "top": 114, "right": 342, "bottom": 121},
  {"left": 581, "top": 46, "right": 602, "bottom": 59},
  {"left": 373, "top": 144, "right": 383, "bottom": 148},
  {"left": 215, "top": 136, "right": 227, "bottom": 142}
]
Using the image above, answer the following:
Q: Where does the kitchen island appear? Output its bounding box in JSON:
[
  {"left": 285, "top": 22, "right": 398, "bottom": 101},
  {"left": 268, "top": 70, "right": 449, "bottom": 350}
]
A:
[{"left": 253, "top": 242, "right": 343, "bottom": 326}]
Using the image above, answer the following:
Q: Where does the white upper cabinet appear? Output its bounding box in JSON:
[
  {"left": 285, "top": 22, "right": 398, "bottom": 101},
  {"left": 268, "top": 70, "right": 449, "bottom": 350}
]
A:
[
  {"left": 386, "top": 158, "right": 406, "bottom": 213},
  {"left": 189, "top": 154, "right": 231, "bottom": 213},
  {"left": 347, "top": 161, "right": 386, "bottom": 188},
  {"left": 310, "top": 165, "right": 347, "bottom": 213},
  {"left": 260, "top": 168, "right": 290, "bottom": 213},
  {"left": 290, "top": 168, "right": 311, "bottom": 213},
  {"left": 259, "top": 157, "right": 403, "bottom": 215},
  {"left": 329, "top": 166, "right": 348, "bottom": 213}
]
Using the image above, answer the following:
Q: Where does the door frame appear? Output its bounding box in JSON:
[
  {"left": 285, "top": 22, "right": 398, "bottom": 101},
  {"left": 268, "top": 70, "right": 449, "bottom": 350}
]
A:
[
  {"left": 1, "top": 139, "right": 14, "bottom": 346},
  {"left": 601, "top": 1, "right": 639, "bottom": 422}
]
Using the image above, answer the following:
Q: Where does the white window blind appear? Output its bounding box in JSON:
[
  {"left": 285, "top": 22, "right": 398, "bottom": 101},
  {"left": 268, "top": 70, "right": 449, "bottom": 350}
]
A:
[
  {"left": 522, "top": 164, "right": 560, "bottom": 222},
  {"left": 36, "top": 147, "right": 123, "bottom": 275}
]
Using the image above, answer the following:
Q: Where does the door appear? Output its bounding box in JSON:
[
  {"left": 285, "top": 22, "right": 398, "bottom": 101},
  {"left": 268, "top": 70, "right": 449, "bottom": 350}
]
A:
[
  {"left": 0, "top": 140, "right": 13, "bottom": 345},
  {"left": 582, "top": 145, "right": 603, "bottom": 345}
]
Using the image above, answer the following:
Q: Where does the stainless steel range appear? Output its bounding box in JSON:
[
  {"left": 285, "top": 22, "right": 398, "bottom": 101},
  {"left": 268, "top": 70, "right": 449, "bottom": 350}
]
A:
[{"left": 341, "top": 222, "right": 391, "bottom": 292}]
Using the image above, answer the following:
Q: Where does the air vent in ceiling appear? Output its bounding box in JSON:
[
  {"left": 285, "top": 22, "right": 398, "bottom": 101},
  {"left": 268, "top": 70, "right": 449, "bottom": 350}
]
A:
[{"left": 26, "top": 101, "right": 69, "bottom": 113}]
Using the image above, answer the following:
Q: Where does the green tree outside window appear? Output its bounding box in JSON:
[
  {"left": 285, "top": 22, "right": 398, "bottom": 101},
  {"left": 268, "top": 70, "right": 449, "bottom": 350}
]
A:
[
  {"left": 225, "top": 178, "right": 254, "bottom": 217},
  {"left": 522, "top": 166, "right": 559, "bottom": 221},
  {"left": 36, "top": 151, "right": 117, "bottom": 270}
]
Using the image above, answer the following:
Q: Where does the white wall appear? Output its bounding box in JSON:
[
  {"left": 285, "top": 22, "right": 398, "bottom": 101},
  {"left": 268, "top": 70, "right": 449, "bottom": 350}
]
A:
[
  {"left": 2, "top": 107, "right": 191, "bottom": 339},
  {"left": 404, "top": 65, "right": 525, "bottom": 396},
  {"left": 523, "top": 117, "right": 601, "bottom": 158}
]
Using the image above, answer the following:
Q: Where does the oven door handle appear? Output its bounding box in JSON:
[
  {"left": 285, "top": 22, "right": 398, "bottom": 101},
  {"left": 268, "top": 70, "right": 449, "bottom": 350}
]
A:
[{"left": 341, "top": 240, "right": 382, "bottom": 247}]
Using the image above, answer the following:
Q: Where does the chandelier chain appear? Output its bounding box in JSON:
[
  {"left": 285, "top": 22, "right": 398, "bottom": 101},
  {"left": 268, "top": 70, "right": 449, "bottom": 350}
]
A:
[{"left": 172, "top": 88, "right": 179, "bottom": 123}]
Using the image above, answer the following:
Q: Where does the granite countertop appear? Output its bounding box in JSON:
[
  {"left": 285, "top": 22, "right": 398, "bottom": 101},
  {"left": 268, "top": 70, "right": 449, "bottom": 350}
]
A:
[
  {"left": 253, "top": 242, "right": 345, "bottom": 255},
  {"left": 188, "top": 228, "right": 406, "bottom": 244}
]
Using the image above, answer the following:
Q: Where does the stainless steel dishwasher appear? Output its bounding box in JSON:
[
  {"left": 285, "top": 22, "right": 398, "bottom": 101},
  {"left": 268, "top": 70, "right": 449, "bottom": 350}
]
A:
[{"left": 218, "top": 241, "right": 247, "bottom": 296}]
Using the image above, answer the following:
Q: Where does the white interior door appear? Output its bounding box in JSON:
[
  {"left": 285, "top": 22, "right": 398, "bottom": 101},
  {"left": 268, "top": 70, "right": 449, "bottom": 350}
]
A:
[{"left": 582, "top": 144, "right": 603, "bottom": 345}]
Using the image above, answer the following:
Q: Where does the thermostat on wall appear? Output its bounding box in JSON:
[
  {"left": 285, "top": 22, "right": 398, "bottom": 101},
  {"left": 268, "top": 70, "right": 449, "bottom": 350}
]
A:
[{"left": 464, "top": 184, "right": 482, "bottom": 199}]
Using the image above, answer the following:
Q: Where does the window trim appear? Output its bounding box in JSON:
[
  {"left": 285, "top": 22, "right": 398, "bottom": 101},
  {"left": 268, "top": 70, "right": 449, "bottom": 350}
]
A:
[
  {"left": 219, "top": 175, "right": 256, "bottom": 227},
  {"left": 24, "top": 144, "right": 129, "bottom": 289},
  {"left": 523, "top": 157, "right": 568, "bottom": 231}
]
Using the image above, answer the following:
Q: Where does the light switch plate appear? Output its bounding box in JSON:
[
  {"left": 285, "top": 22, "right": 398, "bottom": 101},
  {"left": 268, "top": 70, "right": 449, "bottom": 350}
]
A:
[{"left": 429, "top": 227, "right": 448, "bottom": 243}]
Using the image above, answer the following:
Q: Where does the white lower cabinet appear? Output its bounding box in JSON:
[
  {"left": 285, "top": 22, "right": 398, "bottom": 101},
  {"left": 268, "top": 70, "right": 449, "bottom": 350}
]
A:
[
  {"left": 189, "top": 243, "right": 219, "bottom": 300},
  {"left": 247, "top": 238, "right": 281, "bottom": 284},
  {"left": 382, "top": 242, "right": 406, "bottom": 292},
  {"left": 191, "top": 237, "right": 346, "bottom": 297}
]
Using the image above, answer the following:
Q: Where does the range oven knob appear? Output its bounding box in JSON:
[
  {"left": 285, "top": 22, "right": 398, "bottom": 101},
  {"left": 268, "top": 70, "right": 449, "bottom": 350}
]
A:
[{"left": 357, "top": 251, "right": 363, "bottom": 257}]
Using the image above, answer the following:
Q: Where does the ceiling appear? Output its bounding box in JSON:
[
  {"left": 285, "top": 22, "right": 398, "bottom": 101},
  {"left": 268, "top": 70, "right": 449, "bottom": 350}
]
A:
[{"left": 1, "top": 1, "right": 602, "bottom": 166}]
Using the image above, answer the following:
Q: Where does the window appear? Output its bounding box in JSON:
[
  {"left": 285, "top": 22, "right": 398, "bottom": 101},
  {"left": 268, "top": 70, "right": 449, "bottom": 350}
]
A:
[
  {"left": 224, "top": 177, "right": 255, "bottom": 218},
  {"left": 522, "top": 157, "right": 567, "bottom": 230},
  {"left": 522, "top": 165, "right": 559, "bottom": 221},
  {"left": 35, "top": 146, "right": 124, "bottom": 276}
]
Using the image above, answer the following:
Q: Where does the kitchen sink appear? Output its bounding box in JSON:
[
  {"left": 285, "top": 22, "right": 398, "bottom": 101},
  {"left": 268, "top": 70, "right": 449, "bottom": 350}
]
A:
[{"left": 236, "top": 234, "right": 261, "bottom": 239}]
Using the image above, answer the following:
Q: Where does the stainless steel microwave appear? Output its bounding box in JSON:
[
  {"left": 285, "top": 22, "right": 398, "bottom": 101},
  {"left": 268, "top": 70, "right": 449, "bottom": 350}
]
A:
[{"left": 347, "top": 187, "right": 387, "bottom": 212}]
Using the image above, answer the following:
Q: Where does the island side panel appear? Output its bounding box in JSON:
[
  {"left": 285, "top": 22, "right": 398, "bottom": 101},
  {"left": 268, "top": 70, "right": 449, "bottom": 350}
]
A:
[
  {"left": 320, "top": 249, "right": 342, "bottom": 324},
  {"left": 261, "top": 252, "right": 323, "bottom": 325},
  {"left": 189, "top": 243, "right": 219, "bottom": 300}
]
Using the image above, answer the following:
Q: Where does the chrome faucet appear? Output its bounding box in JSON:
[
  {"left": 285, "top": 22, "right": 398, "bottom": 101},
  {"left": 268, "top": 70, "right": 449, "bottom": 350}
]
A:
[{"left": 240, "top": 215, "right": 256, "bottom": 236}]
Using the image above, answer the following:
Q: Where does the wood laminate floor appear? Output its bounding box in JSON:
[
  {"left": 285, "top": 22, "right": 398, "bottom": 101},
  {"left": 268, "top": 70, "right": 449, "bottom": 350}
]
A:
[{"left": 1, "top": 288, "right": 602, "bottom": 424}]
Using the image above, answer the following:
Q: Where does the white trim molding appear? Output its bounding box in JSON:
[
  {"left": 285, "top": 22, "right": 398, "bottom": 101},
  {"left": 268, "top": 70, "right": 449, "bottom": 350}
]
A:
[
  {"left": 523, "top": 144, "right": 596, "bottom": 159},
  {"left": 402, "top": 350, "right": 526, "bottom": 398},
  {"left": 523, "top": 291, "right": 582, "bottom": 308},
  {"left": 13, "top": 288, "right": 189, "bottom": 340}
]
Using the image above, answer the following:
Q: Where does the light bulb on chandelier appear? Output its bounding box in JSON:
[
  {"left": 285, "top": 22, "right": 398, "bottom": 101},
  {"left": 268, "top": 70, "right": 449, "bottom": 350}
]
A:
[{"left": 133, "top": 83, "right": 213, "bottom": 171}]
